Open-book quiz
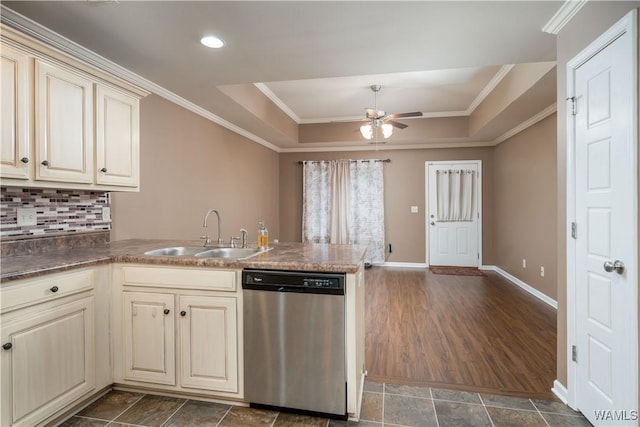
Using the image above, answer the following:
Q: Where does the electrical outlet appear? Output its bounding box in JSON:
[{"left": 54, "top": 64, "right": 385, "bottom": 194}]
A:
[
  {"left": 410, "top": 206, "right": 419, "bottom": 213},
  {"left": 16, "top": 207, "right": 37, "bottom": 227},
  {"left": 102, "top": 207, "right": 111, "bottom": 221},
  {"left": 540, "top": 266, "right": 545, "bottom": 277},
  {"left": 522, "top": 259, "right": 526, "bottom": 268}
]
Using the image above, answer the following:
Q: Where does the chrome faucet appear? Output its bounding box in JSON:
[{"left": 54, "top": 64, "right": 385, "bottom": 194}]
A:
[
  {"left": 240, "top": 228, "right": 248, "bottom": 248},
  {"left": 202, "top": 209, "right": 223, "bottom": 246}
]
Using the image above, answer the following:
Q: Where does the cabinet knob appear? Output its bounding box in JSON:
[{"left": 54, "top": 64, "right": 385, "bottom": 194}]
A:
[
  {"left": 180, "top": 310, "right": 187, "bottom": 317},
  {"left": 100, "top": 167, "right": 107, "bottom": 173},
  {"left": 50, "top": 286, "right": 59, "bottom": 293},
  {"left": 20, "top": 157, "right": 29, "bottom": 164},
  {"left": 41, "top": 160, "right": 49, "bottom": 167},
  {"left": 164, "top": 309, "right": 170, "bottom": 315},
  {"left": 2, "top": 343, "right": 12, "bottom": 350}
]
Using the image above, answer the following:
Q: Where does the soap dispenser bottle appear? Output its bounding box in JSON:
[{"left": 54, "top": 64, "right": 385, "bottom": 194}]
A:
[{"left": 258, "top": 221, "right": 268, "bottom": 250}]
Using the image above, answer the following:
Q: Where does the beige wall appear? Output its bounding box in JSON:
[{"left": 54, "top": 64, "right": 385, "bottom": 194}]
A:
[
  {"left": 555, "top": 1, "right": 640, "bottom": 388},
  {"left": 111, "top": 94, "right": 280, "bottom": 243},
  {"left": 279, "top": 148, "right": 496, "bottom": 264},
  {"left": 493, "top": 114, "right": 557, "bottom": 299}
]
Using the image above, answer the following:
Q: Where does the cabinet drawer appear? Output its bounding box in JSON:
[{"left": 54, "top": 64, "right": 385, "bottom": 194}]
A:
[
  {"left": 1, "top": 269, "right": 94, "bottom": 313},
  {"left": 122, "top": 266, "right": 237, "bottom": 291}
]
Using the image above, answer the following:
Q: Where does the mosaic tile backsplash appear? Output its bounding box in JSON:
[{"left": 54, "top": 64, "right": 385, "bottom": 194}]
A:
[{"left": 0, "top": 187, "right": 111, "bottom": 238}]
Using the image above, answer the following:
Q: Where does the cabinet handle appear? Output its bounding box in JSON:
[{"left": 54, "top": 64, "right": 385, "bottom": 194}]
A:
[
  {"left": 41, "top": 160, "right": 49, "bottom": 167},
  {"left": 100, "top": 167, "right": 107, "bottom": 173},
  {"left": 164, "top": 309, "right": 170, "bottom": 315},
  {"left": 2, "top": 343, "right": 12, "bottom": 350},
  {"left": 50, "top": 286, "right": 59, "bottom": 293},
  {"left": 180, "top": 310, "right": 187, "bottom": 317},
  {"left": 20, "top": 157, "right": 29, "bottom": 164}
]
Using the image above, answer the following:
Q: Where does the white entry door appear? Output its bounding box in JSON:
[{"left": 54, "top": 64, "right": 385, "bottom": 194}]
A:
[
  {"left": 571, "top": 12, "right": 638, "bottom": 426},
  {"left": 427, "top": 161, "right": 480, "bottom": 267}
]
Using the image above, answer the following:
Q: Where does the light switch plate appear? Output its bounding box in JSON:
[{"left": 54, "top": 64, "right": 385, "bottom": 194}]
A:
[
  {"left": 16, "top": 207, "right": 37, "bottom": 227},
  {"left": 411, "top": 206, "right": 419, "bottom": 213}
]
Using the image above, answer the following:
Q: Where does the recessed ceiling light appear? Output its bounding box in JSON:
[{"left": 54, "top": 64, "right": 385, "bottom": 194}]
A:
[{"left": 200, "top": 35, "right": 224, "bottom": 49}]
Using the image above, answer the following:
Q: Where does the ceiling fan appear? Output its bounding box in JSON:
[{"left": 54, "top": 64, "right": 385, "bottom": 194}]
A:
[{"left": 359, "top": 85, "right": 423, "bottom": 140}]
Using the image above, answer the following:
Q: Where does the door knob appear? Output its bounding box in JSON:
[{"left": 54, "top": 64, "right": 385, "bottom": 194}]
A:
[
  {"left": 604, "top": 260, "right": 625, "bottom": 274},
  {"left": 430, "top": 221, "right": 435, "bottom": 226}
]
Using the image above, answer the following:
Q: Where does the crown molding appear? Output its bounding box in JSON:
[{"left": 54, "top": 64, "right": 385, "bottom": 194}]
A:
[
  {"left": 466, "top": 64, "right": 514, "bottom": 114},
  {"left": 1, "top": 5, "right": 281, "bottom": 153},
  {"left": 492, "top": 103, "right": 557, "bottom": 145},
  {"left": 542, "top": 0, "right": 588, "bottom": 35},
  {"left": 279, "top": 140, "right": 497, "bottom": 153},
  {"left": 254, "top": 83, "right": 301, "bottom": 123}
]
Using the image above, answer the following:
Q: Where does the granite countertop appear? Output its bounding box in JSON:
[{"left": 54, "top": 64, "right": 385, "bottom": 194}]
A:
[{"left": 1, "top": 238, "right": 368, "bottom": 283}]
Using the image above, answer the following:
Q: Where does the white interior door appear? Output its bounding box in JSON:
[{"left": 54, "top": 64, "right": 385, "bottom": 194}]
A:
[
  {"left": 572, "top": 13, "right": 638, "bottom": 425},
  {"left": 427, "top": 161, "right": 480, "bottom": 267}
]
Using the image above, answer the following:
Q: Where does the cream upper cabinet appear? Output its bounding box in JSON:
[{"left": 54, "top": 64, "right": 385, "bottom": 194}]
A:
[
  {"left": 122, "top": 291, "right": 176, "bottom": 385},
  {"left": 95, "top": 85, "right": 140, "bottom": 187},
  {"left": 179, "top": 295, "right": 238, "bottom": 393},
  {"left": 35, "top": 59, "right": 94, "bottom": 184},
  {"left": 0, "top": 44, "right": 31, "bottom": 179},
  {"left": 0, "top": 25, "right": 147, "bottom": 191}
]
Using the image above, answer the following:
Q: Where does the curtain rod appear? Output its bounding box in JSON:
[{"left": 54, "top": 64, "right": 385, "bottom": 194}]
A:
[{"left": 297, "top": 159, "right": 391, "bottom": 165}]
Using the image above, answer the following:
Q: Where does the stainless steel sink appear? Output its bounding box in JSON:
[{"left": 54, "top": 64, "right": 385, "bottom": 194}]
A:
[
  {"left": 143, "top": 246, "right": 204, "bottom": 256},
  {"left": 195, "top": 247, "right": 265, "bottom": 259}
]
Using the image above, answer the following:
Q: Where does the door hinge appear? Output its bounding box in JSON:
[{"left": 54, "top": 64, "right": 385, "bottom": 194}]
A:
[
  {"left": 572, "top": 345, "right": 578, "bottom": 362},
  {"left": 567, "top": 96, "right": 577, "bottom": 116},
  {"left": 571, "top": 222, "right": 577, "bottom": 239}
]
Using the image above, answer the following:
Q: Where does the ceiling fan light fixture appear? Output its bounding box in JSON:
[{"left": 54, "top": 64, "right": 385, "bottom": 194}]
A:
[
  {"left": 381, "top": 123, "right": 393, "bottom": 138},
  {"left": 360, "top": 124, "right": 373, "bottom": 140}
]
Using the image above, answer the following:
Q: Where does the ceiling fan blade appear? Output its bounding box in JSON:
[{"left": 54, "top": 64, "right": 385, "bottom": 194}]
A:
[
  {"left": 386, "top": 112, "right": 423, "bottom": 119},
  {"left": 387, "top": 120, "right": 408, "bottom": 129}
]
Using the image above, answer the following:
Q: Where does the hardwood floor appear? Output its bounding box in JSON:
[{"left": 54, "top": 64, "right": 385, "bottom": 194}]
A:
[{"left": 364, "top": 267, "right": 557, "bottom": 400}]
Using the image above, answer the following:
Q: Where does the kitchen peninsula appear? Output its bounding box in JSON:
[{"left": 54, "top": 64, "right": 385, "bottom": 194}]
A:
[{"left": 0, "top": 234, "right": 367, "bottom": 425}]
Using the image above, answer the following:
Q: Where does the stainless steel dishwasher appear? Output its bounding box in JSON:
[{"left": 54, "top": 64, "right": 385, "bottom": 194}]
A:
[{"left": 242, "top": 269, "right": 346, "bottom": 418}]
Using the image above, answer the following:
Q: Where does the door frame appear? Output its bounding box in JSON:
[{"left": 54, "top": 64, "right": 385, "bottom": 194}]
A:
[
  {"left": 565, "top": 10, "right": 639, "bottom": 410},
  {"left": 424, "top": 160, "right": 483, "bottom": 267}
]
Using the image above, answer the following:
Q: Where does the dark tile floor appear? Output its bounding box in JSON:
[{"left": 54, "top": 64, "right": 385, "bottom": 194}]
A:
[{"left": 59, "top": 382, "right": 593, "bottom": 427}]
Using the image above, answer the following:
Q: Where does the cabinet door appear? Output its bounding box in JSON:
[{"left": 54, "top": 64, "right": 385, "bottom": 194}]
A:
[
  {"left": 95, "top": 85, "right": 140, "bottom": 187},
  {"left": 35, "top": 59, "right": 93, "bottom": 183},
  {"left": 1, "top": 45, "right": 31, "bottom": 179},
  {"left": 122, "top": 292, "right": 175, "bottom": 385},
  {"left": 179, "top": 295, "right": 238, "bottom": 393},
  {"left": 0, "top": 296, "right": 95, "bottom": 427}
]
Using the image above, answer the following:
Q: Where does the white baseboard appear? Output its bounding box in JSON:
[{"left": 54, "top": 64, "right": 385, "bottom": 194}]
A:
[
  {"left": 483, "top": 265, "right": 558, "bottom": 309},
  {"left": 552, "top": 380, "right": 569, "bottom": 404},
  {"left": 381, "top": 262, "right": 428, "bottom": 268}
]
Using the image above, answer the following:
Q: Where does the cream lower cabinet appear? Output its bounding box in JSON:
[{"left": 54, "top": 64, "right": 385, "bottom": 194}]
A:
[
  {"left": 0, "top": 267, "right": 111, "bottom": 427},
  {"left": 114, "top": 265, "right": 242, "bottom": 399},
  {"left": 122, "top": 292, "right": 175, "bottom": 385},
  {"left": 179, "top": 295, "right": 238, "bottom": 393}
]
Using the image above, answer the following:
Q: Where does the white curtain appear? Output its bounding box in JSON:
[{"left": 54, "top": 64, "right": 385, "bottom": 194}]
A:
[
  {"left": 436, "top": 169, "right": 475, "bottom": 221},
  {"left": 302, "top": 159, "right": 385, "bottom": 263}
]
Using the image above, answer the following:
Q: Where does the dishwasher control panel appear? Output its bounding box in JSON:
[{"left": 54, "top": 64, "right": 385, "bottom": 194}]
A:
[{"left": 242, "top": 269, "right": 345, "bottom": 294}]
